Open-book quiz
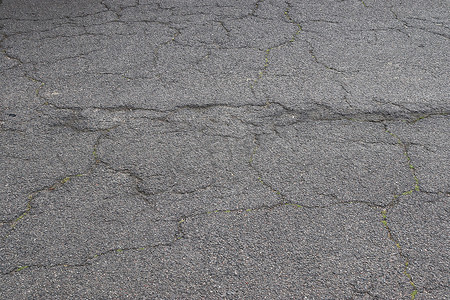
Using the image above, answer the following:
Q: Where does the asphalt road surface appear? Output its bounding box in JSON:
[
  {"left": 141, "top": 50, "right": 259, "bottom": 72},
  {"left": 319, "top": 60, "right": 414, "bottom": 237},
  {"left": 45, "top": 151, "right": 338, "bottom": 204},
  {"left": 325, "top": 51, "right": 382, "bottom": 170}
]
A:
[{"left": 1, "top": 0, "right": 449, "bottom": 299}]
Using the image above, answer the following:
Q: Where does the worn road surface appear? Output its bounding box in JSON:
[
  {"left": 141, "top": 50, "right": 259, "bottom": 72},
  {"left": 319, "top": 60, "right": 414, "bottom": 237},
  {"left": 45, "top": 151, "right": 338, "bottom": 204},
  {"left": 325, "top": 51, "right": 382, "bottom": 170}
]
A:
[{"left": 1, "top": 0, "right": 449, "bottom": 299}]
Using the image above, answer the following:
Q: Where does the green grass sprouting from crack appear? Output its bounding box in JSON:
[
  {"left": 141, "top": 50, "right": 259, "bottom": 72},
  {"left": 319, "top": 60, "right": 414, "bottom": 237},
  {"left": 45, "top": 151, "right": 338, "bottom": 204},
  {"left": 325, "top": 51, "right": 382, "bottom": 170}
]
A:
[
  {"left": 248, "top": 141, "right": 258, "bottom": 164},
  {"left": 250, "top": 49, "right": 271, "bottom": 91},
  {"left": 3, "top": 173, "right": 88, "bottom": 240},
  {"left": 250, "top": 3, "right": 302, "bottom": 92},
  {"left": 386, "top": 129, "right": 420, "bottom": 193},
  {"left": 284, "top": 5, "right": 303, "bottom": 42},
  {"left": 409, "top": 112, "right": 448, "bottom": 124},
  {"left": 10, "top": 200, "right": 32, "bottom": 229},
  {"left": 383, "top": 128, "right": 420, "bottom": 299},
  {"left": 25, "top": 76, "right": 45, "bottom": 98},
  {"left": 3, "top": 133, "right": 108, "bottom": 240},
  {"left": 380, "top": 209, "right": 418, "bottom": 299},
  {"left": 16, "top": 265, "right": 29, "bottom": 272},
  {"left": 10, "top": 201, "right": 391, "bottom": 275},
  {"left": 92, "top": 144, "right": 99, "bottom": 161},
  {"left": 248, "top": 141, "right": 287, "bottom": 202}
]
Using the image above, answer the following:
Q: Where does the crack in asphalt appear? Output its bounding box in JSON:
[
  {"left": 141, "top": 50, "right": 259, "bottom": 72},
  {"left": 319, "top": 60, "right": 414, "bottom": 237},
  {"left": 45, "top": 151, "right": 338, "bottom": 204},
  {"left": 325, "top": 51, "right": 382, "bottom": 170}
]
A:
[
  {"left": 37, "top": 100, "right": 449, "bottom": 126},
  {"left": 250, "top": 0, "right": 265, "bottom": 17},
  {"left": 390, "top": 6, "right": 450, "bottom": 40},
  {"left": 1, "top": 1, "right": 448, "bottom": 298},
  {"left": 249, "top": 1, "right": 303, "bottom": 93},
  {"left": 380, "top": 126, "right": 422, "bottom": 299},
  {"left": 1, "top": 130, "right": 111, "bottom": 241},
  {"left": 385, "top": 127, "right": 420, "bottom": 200},
  {"left": 2, "top": 111, "right": 419, "bottom": 276},
  {"left": 2, "top": 103, "right": 443, "bottom": 298},
  {"left": 306, "top": 40, "right": 350, "bottom": 74},
  {"left": 380, "top": 208, "right": 418, "bottom": 299},
  {"left": 153, "top": 26, "right": 181, "bottom": 69},
  {"left": 4, "top": 198, "right": 384, "bottom": 276}
]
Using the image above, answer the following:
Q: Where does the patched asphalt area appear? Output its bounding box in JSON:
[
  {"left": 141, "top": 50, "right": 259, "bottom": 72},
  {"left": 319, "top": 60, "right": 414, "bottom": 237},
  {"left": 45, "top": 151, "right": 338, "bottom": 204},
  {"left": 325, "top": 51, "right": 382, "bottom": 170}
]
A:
[{"left": 1, "top": 0, "right": 449, "bottom": 299}]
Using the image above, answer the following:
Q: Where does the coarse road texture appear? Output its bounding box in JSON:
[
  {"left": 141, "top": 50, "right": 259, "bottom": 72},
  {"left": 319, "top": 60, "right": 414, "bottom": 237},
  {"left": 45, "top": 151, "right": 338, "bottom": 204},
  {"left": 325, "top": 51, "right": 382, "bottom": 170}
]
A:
[{"left": 0, "top": 0, "right": 449, "bottom": 299}]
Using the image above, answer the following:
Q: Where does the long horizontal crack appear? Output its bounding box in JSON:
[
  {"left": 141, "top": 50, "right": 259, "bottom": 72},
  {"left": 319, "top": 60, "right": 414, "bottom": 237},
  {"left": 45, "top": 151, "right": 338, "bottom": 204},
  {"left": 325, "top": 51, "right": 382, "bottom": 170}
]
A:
[
  {"left": 5, "top": 196, "right": 383, "bottom": 275},
  {"left": 41, "top": 101, "right": 449, "bottom": 124}
]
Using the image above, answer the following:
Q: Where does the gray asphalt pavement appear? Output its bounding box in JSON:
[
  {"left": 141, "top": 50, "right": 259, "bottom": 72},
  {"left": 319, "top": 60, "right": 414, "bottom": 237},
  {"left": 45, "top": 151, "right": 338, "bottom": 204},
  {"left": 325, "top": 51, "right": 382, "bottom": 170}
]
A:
[{"left": 1, "top": 0, "right": 449, "bottom": 299}]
